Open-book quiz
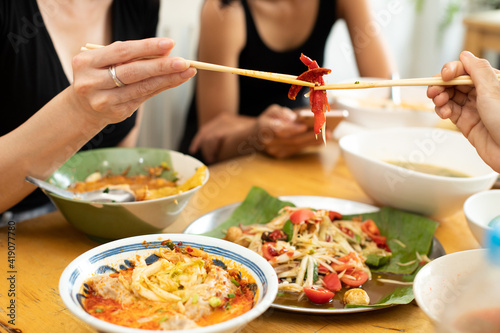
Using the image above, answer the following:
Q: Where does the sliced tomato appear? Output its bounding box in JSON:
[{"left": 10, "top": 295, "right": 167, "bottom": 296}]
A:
[
  {"left": 322, "top": 272, "right": 342, "bottom": 292},
  {"left": 340, "top": 269, "right": 369, "bottom": 288},
  {"left": 361, "top": 219, "right": 381, "bottom": 236},
  {"left": 289, "top": 209, "right": 315, "bottom": 225},
  {"left": 361, "top": 219, "right": 389, "bottom": 250},
  {"left": 261, "top": 242, "right": 278, "bottom": 261},
  {"left": 303, "top": 286, "right": 335, "bottom": 304},
  {"left": 331, "top": 252, "right": 360, "bottom": 272},
  {"left": 328, "top": 211, "right": 343, "bottom": 221}
]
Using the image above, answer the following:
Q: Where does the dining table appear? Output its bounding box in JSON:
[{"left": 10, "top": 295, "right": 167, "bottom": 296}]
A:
[{"left": 0, "top": 141, "right": 482, "bottom": 333}]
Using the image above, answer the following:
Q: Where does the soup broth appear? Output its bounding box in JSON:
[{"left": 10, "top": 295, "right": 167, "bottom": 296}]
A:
[{"left": 386, "top": 161, "right": 470, "bottom": 178}]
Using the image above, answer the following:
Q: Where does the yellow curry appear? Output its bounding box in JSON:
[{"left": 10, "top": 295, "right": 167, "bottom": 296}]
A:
[{"left": 69, "top": 164, "right": 207, "bottom": 201}]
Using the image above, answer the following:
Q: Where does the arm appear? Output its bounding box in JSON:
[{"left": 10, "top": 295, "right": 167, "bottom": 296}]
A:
[
  {"left": 189, "top": 0, "right": 255, "bottom": 163},
  {"left": 338, "top": 0, "right": 396, "bottom": 78},
  {"left": 0, "top": 38, "right": 196, "bottom": 213},
  {"left": 427, "top": 51, "right": 500, "bottom": 173}
]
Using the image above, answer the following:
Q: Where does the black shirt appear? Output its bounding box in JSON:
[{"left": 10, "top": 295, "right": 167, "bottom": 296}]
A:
[
  {"left": 0, "top": 0, "right": 159, "bottom": 211},
  {"left": 179, "top": 0, "right": 337, "bottom": 160}
]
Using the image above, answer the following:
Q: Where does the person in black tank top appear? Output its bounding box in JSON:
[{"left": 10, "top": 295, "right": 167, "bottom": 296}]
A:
[
  {"left": 0, "top": 0, "right": 197, "bottom": 219},
  {"left": 180, "top": 0, "right": 395, "bottom": 164}
]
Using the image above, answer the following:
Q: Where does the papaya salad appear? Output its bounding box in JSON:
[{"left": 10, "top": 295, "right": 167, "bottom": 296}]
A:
[{"left": 224, "top": 206, "right": 394, "bottom": 306}]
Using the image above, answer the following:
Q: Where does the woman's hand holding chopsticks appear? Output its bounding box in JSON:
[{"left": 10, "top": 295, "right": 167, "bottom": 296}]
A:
[
  {"left": 0, "top": 37, "right": 196, "bottom": 213},
  {"left": 75, "top": 38, "right": 196, "bottom": 124},
  {"left": 83, "top": 43, "right": 315, "bottom": 87}
]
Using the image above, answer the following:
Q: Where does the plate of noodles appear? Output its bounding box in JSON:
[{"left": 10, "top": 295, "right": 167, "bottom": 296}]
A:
[{"left": 184, "top": 187, "right": 445, "bottom": 314}]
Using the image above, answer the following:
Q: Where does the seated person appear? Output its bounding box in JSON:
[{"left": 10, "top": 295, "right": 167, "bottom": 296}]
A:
[
  {"left": 179, "top": 0, "right": 395, "bottom": 164},
  {"left": 0, "top": 0, "right": 196, "bottom": 220}
]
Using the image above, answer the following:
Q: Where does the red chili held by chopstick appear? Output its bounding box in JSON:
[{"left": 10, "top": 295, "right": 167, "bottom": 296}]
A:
[
  {"left": 288, "top": 68, "right": 331, "bottom": 100},
  {"left": 288, "top": 53, "right": 331, "bottom": 134}
]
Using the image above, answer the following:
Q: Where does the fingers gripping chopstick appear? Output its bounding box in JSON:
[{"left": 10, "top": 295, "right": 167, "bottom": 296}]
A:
[{"left": 81, "top": 43, "right": 315, "bottom": 87}]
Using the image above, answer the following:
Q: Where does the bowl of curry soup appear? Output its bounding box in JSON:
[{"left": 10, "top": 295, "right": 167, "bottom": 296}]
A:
[
  {"left": 59, "top": 233, "right": 278, "bottom": 333},
  {"left": 45, "top": 147, "right": 209, "bottom": 242},
  {"left": 339, "top": 127, "right": 498, "bottom": 218}
]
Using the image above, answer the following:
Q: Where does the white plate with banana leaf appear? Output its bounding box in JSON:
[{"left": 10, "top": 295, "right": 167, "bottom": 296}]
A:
[{"left": 184, "top": 187, "right": 445, "bottom": 314}]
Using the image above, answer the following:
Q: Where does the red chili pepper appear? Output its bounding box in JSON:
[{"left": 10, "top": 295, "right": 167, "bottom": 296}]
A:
[
  {"left": 288, "top": 68, "right": 331, "bottom": 100},
  {"left": 288, "top": 54, "right": 331, "bottom": 134},
  {"left": 338, "top": 225, "right": 354, "bottom": 238},
  {"left": 300, "top": 53, "right": 319, "bottom": 69},
  {"left": 309, "top": 90, "right": 330, "bottom": 134}
]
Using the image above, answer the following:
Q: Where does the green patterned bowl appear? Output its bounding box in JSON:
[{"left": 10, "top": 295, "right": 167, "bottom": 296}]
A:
[{"left": 46, "top": 147, "right": 208, "bottom": 242}]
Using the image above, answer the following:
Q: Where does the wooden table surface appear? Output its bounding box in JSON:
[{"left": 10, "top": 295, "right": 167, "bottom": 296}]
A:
[{"left": 0, "top": 143, "right": 480, "bottom": 333}]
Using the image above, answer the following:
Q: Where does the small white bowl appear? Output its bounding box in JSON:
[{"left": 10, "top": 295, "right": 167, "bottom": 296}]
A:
[
  {"left": 330, "top": 78, "right": 440, "bottom": 129},
  {"left": 339, "top": 127, "right": 498, "bottom": 218},
  {"left": 464, "top": 190, "right": 500, "bottom": 246},
  {"left": 59, "top": 234, "right": 278, "bottom": 333},
  {"left": 413, "top": 249, "right": 486, "bottom": 323}
]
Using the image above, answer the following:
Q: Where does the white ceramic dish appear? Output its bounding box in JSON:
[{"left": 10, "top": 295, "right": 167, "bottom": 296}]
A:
[
  {"left": 413, "top": 249, "right": 486, "bottom": 323},
  {"left": 184, "top": 195, "right": 445, "bottom": 314},
  {"left": 59, "top": 234, "right": 278, "bottom": 333},
  {"left": 339, "top": 127, "right": 498, "bottom": 218},
  {"left": 464, "top": 190, "right": 500, "bottom": 246},
  {"left": 330, "top": 77, "right": 440, "bottom": 129}
]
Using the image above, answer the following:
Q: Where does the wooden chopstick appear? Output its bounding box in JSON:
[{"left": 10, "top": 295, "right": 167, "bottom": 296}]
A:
[
  {"left": 315, "top": 75, "right": 500, "bottom": 90},
  {"left": 81, "top": 43, "right": 315, "bottom": 87},
  {"left": 186, "top": 60, "right": 315, "bottom": 86}
]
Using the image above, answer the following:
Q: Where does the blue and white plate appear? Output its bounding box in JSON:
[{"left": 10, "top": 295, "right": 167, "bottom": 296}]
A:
[{"left": 59, "top": 234, "right": 278, "bottom": 333}]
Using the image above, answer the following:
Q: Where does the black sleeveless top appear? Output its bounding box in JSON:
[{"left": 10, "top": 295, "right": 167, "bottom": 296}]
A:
[
  {"left": 179, "top": 0, "right": 337, "bottom": 159},
  {"left": 0, "top": 0, "right": 159, "bottom": 211}
]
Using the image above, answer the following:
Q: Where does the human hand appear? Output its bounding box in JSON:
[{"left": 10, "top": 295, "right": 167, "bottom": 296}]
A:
[
  {"left": 189, "top": 112, "right": 256, "bottom": 164},
  {"left": 257, "top": 105, "right": 327, "bottom": 159},
  {"left": 427, "top": 51, "right": 500, "bottom": 171},
  {"left": 70, "top": 38, "right": 197, "bottom": 127}
]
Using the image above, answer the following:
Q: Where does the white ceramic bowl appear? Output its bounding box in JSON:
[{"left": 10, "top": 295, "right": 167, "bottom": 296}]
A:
[
  {"left": 330, "top": 78, "right": 440, "bottom": 128},
  {"left": 59, "top": 234, "right": 278, "bottom": 333},
  {"left": 339, "top": 127, "right": 498, "bottom": 218},
  {"left": 413, "top": 249, "right": 486, "bottom": 323},
  {"left": 464, "top": 190, "right": 500, "bottom": 246},
  {"left": 46, "top": 148, "right": 209, "bottom": 242}
]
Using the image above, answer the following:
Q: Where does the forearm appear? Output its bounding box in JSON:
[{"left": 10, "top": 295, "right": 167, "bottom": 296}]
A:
[
  {"left": 355, "top": 40, "right": 395, "bottom": 79},
  {"left": 0, "top": 38, "right": 196, "bottom": 212},
  {"left": 0, "top": 88, "right": 105, "bottom": 212},
  {"left": 340, "top": 0, "right": 396, "bottom": 79}
]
